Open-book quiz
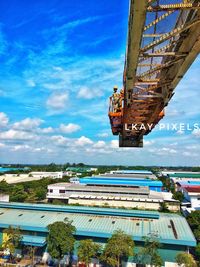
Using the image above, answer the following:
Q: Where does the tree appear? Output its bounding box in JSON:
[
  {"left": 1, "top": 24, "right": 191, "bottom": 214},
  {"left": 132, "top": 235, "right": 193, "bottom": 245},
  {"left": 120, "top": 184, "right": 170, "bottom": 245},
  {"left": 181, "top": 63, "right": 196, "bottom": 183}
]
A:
[
  {"left": 187, "top": 211, "right": 200, "bottom": 240},
  {"left": 176, "top": 252, "right": 197, "bottom": 267},
  {"left": 77, "top": 239, "right": 101, "bottom": 267},
  {"left": 46, "top": 220, "right": 76, "bottom": 262},
  {"left": 159, "top": 202, "right": 169, "bottom": 213},
  {"left": 195, "top": 243, "right": 200, "bottom": 262},
  {"left": 25, "top": 245, "right": 38, "bottom": 265},
  {"left": 102, "top": 229, "right": 134, "bottom": 267},
  {"left": 173, "top": 191, "right": 184, "bottom": 202},
  {"left": 3, "top": 226, "right": 22, "bottom": 260},
  {"left": 35, "top": 188, "right": 46, "bottom": 200},
  {"left": 10, "top": 185, "right": 28, "bottom": 202},
  {"left": 137, "top": 234, "right": 163, "bottom": 267}
]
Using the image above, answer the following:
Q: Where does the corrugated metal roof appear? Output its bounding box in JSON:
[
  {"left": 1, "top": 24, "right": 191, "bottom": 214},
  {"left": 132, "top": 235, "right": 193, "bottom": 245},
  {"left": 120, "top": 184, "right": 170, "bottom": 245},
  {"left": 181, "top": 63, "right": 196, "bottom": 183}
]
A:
[
  {"left": 0, "top": 202, "right": 159, "bottom": 218},
  {"left": 80, "top": 177, "right": 162, "bottom": 187},
  {"left": 113, "top": 170, "right": 152, "bottom": 174},
  {"left": 22, "top": 235, "right": 46, "bottom": 247},
  {"left": 170, "top": 173, "right": 200, "bottom": 178},
  {"left": 177, "top": 181, "right": 200, "bottom": 186},
  {"left": 183, "top": 186, "right": 200, "bottom": 193},
  {"left": 0, "top": 203, "right": 196, "bottom": 247}
]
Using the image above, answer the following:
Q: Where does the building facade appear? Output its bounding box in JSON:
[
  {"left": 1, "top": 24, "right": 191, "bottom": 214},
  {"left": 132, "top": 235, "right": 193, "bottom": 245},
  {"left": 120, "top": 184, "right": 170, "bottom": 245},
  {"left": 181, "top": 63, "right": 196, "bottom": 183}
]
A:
[{"left": 0, "top": 202, "right": 196, "bottom": 266}]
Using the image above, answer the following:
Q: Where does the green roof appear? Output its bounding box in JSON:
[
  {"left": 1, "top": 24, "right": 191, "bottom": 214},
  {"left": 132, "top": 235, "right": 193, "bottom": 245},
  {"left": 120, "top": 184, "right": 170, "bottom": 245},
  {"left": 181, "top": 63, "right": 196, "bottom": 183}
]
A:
[
  {"left": 170, "top": 173, "right": 200, "bottom": 178},
  {"left": 0, "top": 202, "right": 196, "bottom": 247},
  {"left": 0, "top": 202, "right": 159, "bottom": 219},
  {"left": 66, "top": 167, "right": 91, "bottom": 172}
]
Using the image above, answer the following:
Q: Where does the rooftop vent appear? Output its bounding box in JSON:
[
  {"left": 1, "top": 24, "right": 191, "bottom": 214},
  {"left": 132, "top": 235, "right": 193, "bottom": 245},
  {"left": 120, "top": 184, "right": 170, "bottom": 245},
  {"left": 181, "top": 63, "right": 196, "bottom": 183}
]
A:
[
  {"left": 112, "top": 221, "right": 115, "bottom": 224},
  {"left": 89, "top": 219, "right": 92, "bottom": 222},
  {"left": 170, "top": 220, "right": 178, "bottom": 239}
]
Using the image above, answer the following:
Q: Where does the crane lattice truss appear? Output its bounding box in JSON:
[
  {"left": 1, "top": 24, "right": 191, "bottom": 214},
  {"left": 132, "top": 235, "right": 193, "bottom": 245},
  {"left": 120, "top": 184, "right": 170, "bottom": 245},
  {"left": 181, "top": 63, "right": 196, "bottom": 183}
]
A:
[{"left": 119, "top": 0, "right": 200, "bottom": 147}]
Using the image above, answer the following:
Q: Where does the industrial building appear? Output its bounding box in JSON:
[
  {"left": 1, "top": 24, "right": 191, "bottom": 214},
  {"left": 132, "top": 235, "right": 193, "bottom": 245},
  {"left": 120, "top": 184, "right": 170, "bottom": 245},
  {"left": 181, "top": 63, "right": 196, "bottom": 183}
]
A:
[
  {"left": 78, "top": 176, "right": 163, "bottom": 192},
  {"left": 161, "top": 171, "right": 200, "bottom": 179},
  {"left": 47, "top": 183, "right": 179, "bottom": 211},
  {"left": 101, "top": 169, "right": 156, "bottom": 179},
  {"left": 176, "top": 182, "right": 200, "bottom": 209},
  {"left": 110, "top": 170, "right": 153, "bottom": 174},
  {"left": 29, "top": 172, "right": 63, "bottom": 179},
  {"left": 0, "top": 202, "right": 196, "bottom": 266}
]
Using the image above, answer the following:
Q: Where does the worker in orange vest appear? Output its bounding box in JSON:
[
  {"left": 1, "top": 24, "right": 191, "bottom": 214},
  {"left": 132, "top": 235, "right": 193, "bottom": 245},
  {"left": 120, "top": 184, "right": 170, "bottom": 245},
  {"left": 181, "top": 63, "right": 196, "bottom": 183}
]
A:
[{"left": 112, "top": 85, "right": 120, "bottom": 112}]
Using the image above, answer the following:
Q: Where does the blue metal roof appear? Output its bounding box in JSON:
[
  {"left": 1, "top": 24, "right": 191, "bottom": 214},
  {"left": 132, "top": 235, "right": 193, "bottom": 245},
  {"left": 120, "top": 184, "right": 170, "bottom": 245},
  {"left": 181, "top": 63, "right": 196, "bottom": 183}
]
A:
[
  {"left": 0, "top": 203, "right": 196, "bottom": 247},
  {"left": 90, "top": 177, "right": 153, "bottom": 181},
  {"left": 22, "top": 235, "right": 46, "bottom": 247},
  {"left": 80, "top": 177, "right": 163, "bottom": 187}
]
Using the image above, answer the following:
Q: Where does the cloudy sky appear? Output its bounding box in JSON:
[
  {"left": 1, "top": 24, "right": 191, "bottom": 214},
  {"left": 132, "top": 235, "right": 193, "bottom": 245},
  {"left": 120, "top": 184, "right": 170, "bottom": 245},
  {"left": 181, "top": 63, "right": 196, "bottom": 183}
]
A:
[{"left": 0, "top": 0, "right": 199, "bottom": 166}]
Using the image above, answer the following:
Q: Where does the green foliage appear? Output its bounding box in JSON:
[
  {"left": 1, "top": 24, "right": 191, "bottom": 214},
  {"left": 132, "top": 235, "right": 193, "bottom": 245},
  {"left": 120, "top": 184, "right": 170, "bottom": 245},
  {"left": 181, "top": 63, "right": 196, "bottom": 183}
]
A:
[
  {"left": 77, "top": 239, "right": 101, "bottom": 266},
  {"left": 137, "top": 235, "right": 163, "bottom": 267},
  {"left": 34, "top": 188, "right": 46, "bottom": 200},
  {"left": 102, "top": 229, "right": 134, "bottom": 267},
  {"left": 176, "top": 252, "right": 197, "bottom": 267},
  {"left": 187, "top": 211, "right": 200, "bottom": 240},
  {"left": 0, "top": 175, "right": 70, "bottom": 203},
  {"left": 46, "top": 220, "right": 76, "bottom": 260},
  {"left": 158, "top": 176, "right": 173, "bottom": 192},
  {"left": 3, "top": 226, "right": 22, "bottom": 255},
  {"left": 173, "top": 191, "right": 184, "bottom": 202},
  {"left": 9, "top": 185, "right": 28, "bottom": 202},
  {"left": 0, "top": 180, "right": 11, "bottom": 193},
  {"left": 195, "top": 243, "right": 200, "bottom": 261},
  {"left": 159, "top": 202, "right": 170, "bottom": 213}
]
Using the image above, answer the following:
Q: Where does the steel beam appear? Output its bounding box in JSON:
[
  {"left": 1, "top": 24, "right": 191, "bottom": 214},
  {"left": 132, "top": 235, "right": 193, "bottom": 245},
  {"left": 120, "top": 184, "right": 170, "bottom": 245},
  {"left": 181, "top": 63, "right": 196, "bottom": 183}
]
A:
[
  {"left": 147, "top": 3, "right": 200, "bottom": 12},
  {"left": 141, "top": 18, "right": 200, "bottom": 52},
  {"left": 125, "top": 0, "right": 148, "bottom": 103},
  {"left": 144, "top": 11, "right": 175, "bottom": 31}
]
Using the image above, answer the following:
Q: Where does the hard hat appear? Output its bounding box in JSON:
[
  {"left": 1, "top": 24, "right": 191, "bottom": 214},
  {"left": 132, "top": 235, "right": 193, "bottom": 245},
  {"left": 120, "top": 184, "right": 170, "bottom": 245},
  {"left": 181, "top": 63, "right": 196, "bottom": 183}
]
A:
[{"left": 113, "top": 85, "right": 118, "bottom": 89}]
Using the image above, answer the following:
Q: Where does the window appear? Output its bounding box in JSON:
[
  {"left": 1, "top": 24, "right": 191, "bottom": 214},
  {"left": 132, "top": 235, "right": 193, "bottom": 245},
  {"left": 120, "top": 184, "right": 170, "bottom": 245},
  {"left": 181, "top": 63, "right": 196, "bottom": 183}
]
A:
[
  {"left": 49, "top": 189, "right": 53, "bottom": 193},
  {"left": 59, "top": 190, "right": 65, "bottom": 194}
]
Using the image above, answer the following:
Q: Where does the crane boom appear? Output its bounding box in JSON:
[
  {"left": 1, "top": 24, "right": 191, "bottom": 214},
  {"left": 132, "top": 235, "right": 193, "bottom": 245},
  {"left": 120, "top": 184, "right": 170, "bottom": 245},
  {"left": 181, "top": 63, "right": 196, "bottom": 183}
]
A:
[{"left": 109, "top": 0, "right": 200, "bottom": 147}]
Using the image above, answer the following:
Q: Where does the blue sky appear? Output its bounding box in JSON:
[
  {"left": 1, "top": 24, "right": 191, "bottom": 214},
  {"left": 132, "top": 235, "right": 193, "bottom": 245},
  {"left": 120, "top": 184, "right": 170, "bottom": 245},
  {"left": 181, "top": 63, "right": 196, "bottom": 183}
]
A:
[{"left": 0, "top": 0, "right": 199, "bottom": 166}]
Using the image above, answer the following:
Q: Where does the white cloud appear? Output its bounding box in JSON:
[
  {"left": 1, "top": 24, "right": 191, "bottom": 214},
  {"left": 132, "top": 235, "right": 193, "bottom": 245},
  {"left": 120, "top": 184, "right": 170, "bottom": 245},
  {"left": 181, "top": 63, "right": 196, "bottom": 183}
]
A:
[
  {"left": 12, "top": 145, "right": 31, "bottom": 151},
  {"left": 183, "top": 151, "right": 198, "bottom": 157},
  {"left": 110, "top": 140, "right": 118, "bottom": 149},
  {"left": 176, "top": 130, "right": 185, "bottom": 135},
  {"left": 46, "top": 93, "right": 69, "bottom": 110},
  {"left": 97, "top": 132, "right": 109, "bottom": 138},
  {"left": 75, "top": 136, "right": 93, "bottom": 146},
  {"left": 192, "top": 129, "right": 200, "bottom": 138},
  {"left": 144, "top": 140, "right": 154, "bottom": 146},
  {"left": 59, "top": 123, "right": 81, "bottom": 134},
  {"left": 13, "top": 118, "right": 43, "bottom": 130},
  {"left": 0, "top": 129, "right": 37, "bottom": 140},
  {"left": 26, "top": 79, "right": 36, "bottom": 87},
  {"left": 51, "top": 135, "right": 70, "bottom": 146},
  {"left": 0, "top": 142, "right": 5, "bottom": 148},
  {"left": 77, "top": 86, "right": 103, "bottom": 99},
  {"left": 39, "top": 127, "right": 54, "bottom": 134},
  {"left": 0, "top": 112, "right": 9, "bottom": 127},
  {"left": 93, "top": 140, "right": 106, "bottom": 148}
]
